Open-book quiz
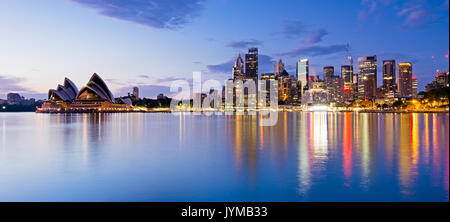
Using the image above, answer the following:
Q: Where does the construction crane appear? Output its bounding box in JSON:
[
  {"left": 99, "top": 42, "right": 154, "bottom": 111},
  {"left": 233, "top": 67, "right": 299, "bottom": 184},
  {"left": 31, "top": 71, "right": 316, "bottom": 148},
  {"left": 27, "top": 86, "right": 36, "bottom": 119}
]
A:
[{"left": 431, "top": 55, "right": 439, "bottom": 74}]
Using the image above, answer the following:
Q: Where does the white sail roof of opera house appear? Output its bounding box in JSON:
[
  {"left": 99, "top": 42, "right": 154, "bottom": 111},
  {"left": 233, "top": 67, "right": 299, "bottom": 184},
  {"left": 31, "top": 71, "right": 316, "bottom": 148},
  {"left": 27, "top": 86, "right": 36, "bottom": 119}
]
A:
[
  {"left": 76, "top": 73, "right": 115, "bottom": 102},
  {"left": 48, "top": 77, "right": 79, "bottom": 101}
]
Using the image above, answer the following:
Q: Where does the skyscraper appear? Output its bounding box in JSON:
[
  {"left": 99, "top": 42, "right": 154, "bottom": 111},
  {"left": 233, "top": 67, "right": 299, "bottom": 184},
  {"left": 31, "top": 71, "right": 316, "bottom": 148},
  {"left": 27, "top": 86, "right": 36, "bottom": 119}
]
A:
[
  {"left": 398, "top": 62, "right": 413, "bottom": 97},
  {"left": 341, "top": 65, "right": 354, "bottom": 101},
  {"left": 328, "top": 75, "right": 344, "bottom": 103},
  {"left": 274, "top": 59, "right": 285, "bottom": 78},
  {"left": 132, "top": 86, "right": 139, "bottom": 99},
  {"left": 260, "top": 73, "right": 277, "bottom": 106},
  {"left": 323, "top": 66, "right": 334, "bottom": 83},
  {"left": 382, "top": 60, "right": 396, "bottom": 99},
  {"left": 358, "top": 56, "right": 377, "bottom": 100},
  {"left": 412, "top": 76, "right": 418, "bottom": 98},
  {"left": 233, "top": 53, "right": 244, "bottom": 80},
  {"left": 296, "top": 59, "right": 309, "bottom": 90},
  {"left": 341, "top": 65, "right": 353, "bottom": 84},
  {"left": 277, "top": 70, "right": 294, "bottom": 103},
  {"left": 245, "top": 48, "right": 258, "bottom": 80}
]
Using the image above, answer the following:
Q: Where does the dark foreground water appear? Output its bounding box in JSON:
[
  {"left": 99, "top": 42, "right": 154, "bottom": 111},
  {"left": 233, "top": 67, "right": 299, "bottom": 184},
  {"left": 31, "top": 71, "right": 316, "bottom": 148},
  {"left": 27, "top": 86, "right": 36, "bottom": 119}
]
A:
[{"left": 0, "top": 112, "right": 448, "bottom": 202}]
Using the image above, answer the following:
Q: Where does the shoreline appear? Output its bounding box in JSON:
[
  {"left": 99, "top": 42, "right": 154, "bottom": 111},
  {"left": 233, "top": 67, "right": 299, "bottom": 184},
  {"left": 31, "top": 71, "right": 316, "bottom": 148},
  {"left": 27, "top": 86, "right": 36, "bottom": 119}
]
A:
[{"left": 2, "top": 110, "right": 448, "bottom": 114}]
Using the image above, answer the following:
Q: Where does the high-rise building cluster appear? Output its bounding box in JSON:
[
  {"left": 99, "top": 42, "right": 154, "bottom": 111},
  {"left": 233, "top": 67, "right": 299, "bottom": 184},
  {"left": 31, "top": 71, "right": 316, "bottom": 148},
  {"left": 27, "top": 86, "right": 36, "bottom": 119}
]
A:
[
  {"left": 226, "top": 47, "right": 445, "bottom": 107},
  {"left": 425, "top": 70, "right": 449, "bottom": 91}
]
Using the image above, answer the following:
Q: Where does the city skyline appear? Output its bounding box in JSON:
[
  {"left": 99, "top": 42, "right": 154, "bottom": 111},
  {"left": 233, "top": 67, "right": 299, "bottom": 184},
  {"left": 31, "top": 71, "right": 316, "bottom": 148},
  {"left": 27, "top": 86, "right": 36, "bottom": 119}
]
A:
[{"left": 0, "top": 0, "right": 449, "bottom": 100}]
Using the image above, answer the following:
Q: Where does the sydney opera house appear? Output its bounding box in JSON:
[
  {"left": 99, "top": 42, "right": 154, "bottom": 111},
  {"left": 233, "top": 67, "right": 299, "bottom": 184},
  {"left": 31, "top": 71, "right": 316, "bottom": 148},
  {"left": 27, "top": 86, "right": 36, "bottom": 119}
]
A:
[{"left": 37, "top": 73, "right": 140, "bottom": 113}]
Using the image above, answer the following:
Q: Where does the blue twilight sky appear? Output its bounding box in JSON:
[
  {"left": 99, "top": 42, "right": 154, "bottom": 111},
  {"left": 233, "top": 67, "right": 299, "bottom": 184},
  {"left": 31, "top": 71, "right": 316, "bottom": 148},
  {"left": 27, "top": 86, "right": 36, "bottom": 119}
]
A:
[{"left": 0, "top": 0, "right": 448, "bottom": 99}]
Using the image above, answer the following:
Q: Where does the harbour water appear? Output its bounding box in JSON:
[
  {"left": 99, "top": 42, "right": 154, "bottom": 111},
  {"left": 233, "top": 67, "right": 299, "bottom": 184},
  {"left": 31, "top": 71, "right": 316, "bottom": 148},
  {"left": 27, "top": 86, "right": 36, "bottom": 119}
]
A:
[{"left": 0, "top": 112, "right": 448, "bottom": 201}]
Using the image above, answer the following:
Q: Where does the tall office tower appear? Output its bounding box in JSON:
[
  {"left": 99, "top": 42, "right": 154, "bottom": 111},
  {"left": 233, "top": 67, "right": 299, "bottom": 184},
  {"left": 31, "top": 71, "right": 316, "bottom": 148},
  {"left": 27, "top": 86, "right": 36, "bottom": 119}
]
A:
[
  {"left": 260, "top": 73, "right": 277, "bottom": 106},
  {"left": 290, "top": 77, "right": 299, "bottom": 104},
  {"left": 358, "top": 55, "right": 377, "bottom": 100},
  {"left": 245, "top": 48, "right": 258, "bottom": 79},
  {"left": 277, "top": 70, "right": 292, "bottom": 103},
  {"left": 323, "top": 66, "right": 335, "bottom": 100},
  {"left": 382, "top": 60, "right": 396, "bottom": 99},
  {"left": 341, "top": 65, "right": 353, "bottom": 84},
  {"left": 323, "top": 66, "right": 334, "bottom": 84},
  {"left": 397, "top": 62, "right": 413, "bottom": 98},
  {"left": 357, "top": 73, "right": 365, "bottom": 100},
  {"left": 327, "top": 75, "right": 344, "bottom": 103},
  {"left": 341, "top": 65, "right": 353, "bottom": 101},
  {"left": 274, "top": 59, "right": 285, "bottom": 78},
  {"left": 132, "top": 86, "right": 139, "bottom": 99},
  {"left": 233, "top": 53, "right": 244, "bottom": 80},
  {"left": 412, "top": 76, "right": 418, "bottom": 98},
  {"left": 296, "top": 59, "right": 309, "bottom": 95}
]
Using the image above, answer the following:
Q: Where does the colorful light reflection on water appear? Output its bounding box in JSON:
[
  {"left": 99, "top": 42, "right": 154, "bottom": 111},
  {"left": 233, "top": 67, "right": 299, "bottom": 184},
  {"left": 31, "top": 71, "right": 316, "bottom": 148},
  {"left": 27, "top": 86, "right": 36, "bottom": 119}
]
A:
[{"left": 0, "top": 112, "right": 448, "bottom": 201}]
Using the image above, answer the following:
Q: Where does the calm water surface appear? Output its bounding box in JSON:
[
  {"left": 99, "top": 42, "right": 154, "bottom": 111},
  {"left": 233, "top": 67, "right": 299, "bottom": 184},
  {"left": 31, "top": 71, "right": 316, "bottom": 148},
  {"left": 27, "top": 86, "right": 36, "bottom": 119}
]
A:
[{"left": 0, "top": 112, "right": 448, "bottom": 201}]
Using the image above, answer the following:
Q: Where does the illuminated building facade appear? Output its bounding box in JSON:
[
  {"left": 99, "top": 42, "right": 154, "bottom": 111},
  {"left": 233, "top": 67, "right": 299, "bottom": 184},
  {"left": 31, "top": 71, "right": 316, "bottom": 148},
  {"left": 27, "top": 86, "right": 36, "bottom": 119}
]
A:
[
  {"left": 323, "top": 66, "right": 334, "bottom": 83},
  {"left": 358, "top": 55, "right": 377, "bottom": 100},
  {"left": 412, "top": 76, "right": 418, "bottom": 98},
  {"left": 302, "top": 88, "right": 328, "bottom": 105},
  {"left": 296, "top": 59, "right": 309, "bottom": 97},
  {"left": 436, "top": 70, "right": 449, "bottom": 87},
  {"left": 310, "top": 80, "right": 325, "bottom": 90},
  {"left": 133, "top": 86, "right": 139, "bottom": 99},
  {"left": 327, "top": 75, "right": 344, "bottom": 103},
  {"left": 38, "top": 73, "right": 136, "bottom": 113},
  {"left": 341, "top": 65, "right": 354, "bottom": 101},
  {"left": 233, "top": 53, "right": 244, "bottom": 80},
  {"left": 276, "top": 70, "right": 298, "bottom": 104},
  {"left": 397, "top": 62, "right": 413, "bottom": 98},
  {"left": 425, "top": 70, "right": 449, "bottom": 91},
  {"left": 341, "top": 65, "right": 353, "bottom": 84},
  {"left": 274, "top": 59, "right": 285, "bottom": 78},
  {"left": 383, "top": 60, "right": 396, "bottom": 99},
  {"left": 322, "top": 66, "right": 343, "bottom": 103},
  {"left": 245, "top": 48, "right": 258, "bottom": 80},
  {"left": 260, "top": 73, "right": 277, "bottom": 106}
]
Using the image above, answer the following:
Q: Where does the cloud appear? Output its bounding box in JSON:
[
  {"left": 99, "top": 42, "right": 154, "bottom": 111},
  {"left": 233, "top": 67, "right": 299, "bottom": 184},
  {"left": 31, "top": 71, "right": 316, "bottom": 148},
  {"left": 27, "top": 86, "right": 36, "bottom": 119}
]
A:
[
  {"left": 0, "top": 75, "right": 45, "bottom": 99},
  {"left": 155, "top": 76, "right": 191, "bottom": 83},
  {"left": 71, "top": 0, "right": 206, "bottom": 29},
  {"left": 0, "top": 76, "right": 27, "bottom": 92},
  {"left": 105, "top": 78, "right": 128, "bottom": 86},
  {"left": 281, "top": 19, "right": 307, "bottom": 38},
  {"left": 396, "top": 2, "right": 447, "bottom": 29},
  {"left": 397, "top": 6, "right": 429, "bottom": 28},
  {"left": 226, "top": 39, "right": 262, "bottom": 49},
  {"left": 279, "top": 44, "right": 347, "bottom": 57},
  {"left": 206, "top": 60, "right": 234, "bottom": 74},
  {"left": 137, "top": 74, "right": 150, "bottom": 79},
  {"left": 358, "top": 0, "right": 448, "bottom": 29},
  {"left": 299, "top": 28, "right": 328, "bottom": 45},
  {"left": 358, "top": 0, "right": 393, "bottom": 20}
]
